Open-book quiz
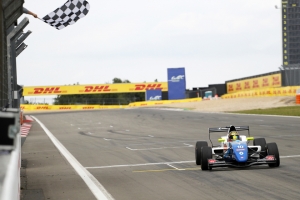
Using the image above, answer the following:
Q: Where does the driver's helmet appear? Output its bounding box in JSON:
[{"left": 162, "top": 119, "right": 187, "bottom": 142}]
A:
[{"left": 228, "top": 131, "right": 240, "bottom": 141}]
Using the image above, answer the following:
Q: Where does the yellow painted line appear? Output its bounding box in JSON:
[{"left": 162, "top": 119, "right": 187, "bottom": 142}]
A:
[{"left": 133, "top": 167, "right": 201, "bottom": 173}]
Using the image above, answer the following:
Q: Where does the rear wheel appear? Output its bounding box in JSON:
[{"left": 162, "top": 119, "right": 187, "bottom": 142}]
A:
[
  {"left": 253, "top": 138, "right": 267, "bottom": 158},
  {"left": 267, "top": 143, "right": 280, "bottom": 167},
  {"left": 195, "top": 141, "right": 208, "bottom": 165},
  {"left": 201, "top": 146, "right": 212, "bottom": 170}
]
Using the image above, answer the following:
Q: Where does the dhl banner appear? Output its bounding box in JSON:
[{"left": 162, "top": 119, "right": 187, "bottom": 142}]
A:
[
  {"left": 20, "top": 105, "right": 128, "bottom": 111},
  {"left": 222, "top": 86, "right": 299, "bottom": 99},
  {"left": 128, "top": 97, "right": 202, "bottom": 107},
  {"left": 227, "top": 73, "right": 282, "bottom": 94},
  {"left": 20, "top": 98, "right": 202, "bottom": 111},
  {"left": 23, "top": 82, "right": 168, "bottom": 96}
]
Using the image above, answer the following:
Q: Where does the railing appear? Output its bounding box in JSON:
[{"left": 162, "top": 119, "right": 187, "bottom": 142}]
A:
[{"left": 0, "top": 108, "right": 21, "bottom": 200}]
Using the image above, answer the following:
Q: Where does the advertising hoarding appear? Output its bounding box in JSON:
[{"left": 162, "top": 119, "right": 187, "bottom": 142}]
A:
[
  {"left": 167, "top": 68, "right": 186, "bottom": 100},
  {"left": 145, "top": 89, "right": 162, "bottom": 101},
  {"left": 23, "top": 82, "right": 168, "bottom": 96}
]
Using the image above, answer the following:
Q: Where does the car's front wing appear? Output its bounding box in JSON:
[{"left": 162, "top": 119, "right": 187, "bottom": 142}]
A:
[{"left": 207, "top": 155, "right": 277, "bottom": 168}]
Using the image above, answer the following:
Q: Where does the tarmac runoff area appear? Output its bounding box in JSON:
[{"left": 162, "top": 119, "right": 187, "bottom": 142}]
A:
[{"left": 21, "top": 97, "right": 300, "bottom": 200}]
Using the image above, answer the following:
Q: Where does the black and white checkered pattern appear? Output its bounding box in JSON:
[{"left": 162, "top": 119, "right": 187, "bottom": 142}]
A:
[{"left": 41, "top": 0, "right": 90, "bottom": 30}]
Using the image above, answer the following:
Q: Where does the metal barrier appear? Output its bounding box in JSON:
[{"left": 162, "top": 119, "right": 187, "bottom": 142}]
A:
[{"left": 0, "top": 109, "right": 21, "bottom": 200}]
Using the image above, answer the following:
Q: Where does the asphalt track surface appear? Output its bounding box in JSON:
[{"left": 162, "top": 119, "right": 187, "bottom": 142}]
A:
[{"left": 21, "top": 109, "right": 300, "bottom": 200}]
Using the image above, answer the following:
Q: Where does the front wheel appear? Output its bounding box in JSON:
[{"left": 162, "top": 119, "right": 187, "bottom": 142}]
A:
[
  {"left": 201, "top": 146, "right": 212, "bottom": 170},
  {"left": 267, "top": 143, "right": 280, "bottom": 167},
  {"left": 195, "top": 141, "right": 208, "bottom": 165}
]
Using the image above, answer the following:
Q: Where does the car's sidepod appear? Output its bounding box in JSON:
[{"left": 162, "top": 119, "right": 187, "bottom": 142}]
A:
[{"left": 230, "top": 141, "right": 248, "bottom": 162}]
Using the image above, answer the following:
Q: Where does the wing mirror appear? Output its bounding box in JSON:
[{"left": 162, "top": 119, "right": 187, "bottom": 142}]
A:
[
  {"left": 246, "top": 137, "right": 254, "bottom": 141},
  {"left": 218, "top": 138, "right": 226, "bottom": 142}
]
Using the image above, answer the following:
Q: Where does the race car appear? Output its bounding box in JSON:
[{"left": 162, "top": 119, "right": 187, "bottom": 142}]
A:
[{"left": 195, "top": 125, "right": 280, "bottom": 170}]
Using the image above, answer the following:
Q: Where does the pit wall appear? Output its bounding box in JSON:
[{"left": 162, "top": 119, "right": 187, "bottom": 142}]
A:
[
  {"left": 222, "top": 86, "right": 300, "bottom": 99},
  {"left": 20, "top": 98, "right": 202, "bottom": 111}
]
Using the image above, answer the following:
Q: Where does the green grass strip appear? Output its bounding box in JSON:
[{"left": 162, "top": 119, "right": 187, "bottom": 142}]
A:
[{"left": 229, "top": 106, "right": 300, "bottom": 116}]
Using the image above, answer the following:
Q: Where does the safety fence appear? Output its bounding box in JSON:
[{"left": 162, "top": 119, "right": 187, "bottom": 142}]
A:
[{"left": 221, "top": 86, "right": 300, "bottom": 99}]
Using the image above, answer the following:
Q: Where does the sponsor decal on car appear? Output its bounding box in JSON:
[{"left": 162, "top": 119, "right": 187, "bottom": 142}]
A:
[
  {"left": 265, "top": 155, "right": 275, "bottom": 160},
  {"left": 208, "top": 159, "right": 216, "bottom": 164}
]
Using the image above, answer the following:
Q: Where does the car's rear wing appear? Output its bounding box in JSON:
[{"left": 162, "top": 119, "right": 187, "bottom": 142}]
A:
[
  {"left": 209, "top": 126, "right": 250, "bottom": 133},
  {"left": 208, "top": 126, "right": 250, "bottom": 147}
]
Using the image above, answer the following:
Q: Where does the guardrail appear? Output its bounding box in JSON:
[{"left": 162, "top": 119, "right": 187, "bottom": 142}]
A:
[{"left": 0, "top": 108, "right": 21, "bottom": 200}]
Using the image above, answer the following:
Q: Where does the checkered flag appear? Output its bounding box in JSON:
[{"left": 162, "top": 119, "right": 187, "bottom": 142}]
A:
[{"left": 41, "top": 0, "right": 90, "bottom": 30}]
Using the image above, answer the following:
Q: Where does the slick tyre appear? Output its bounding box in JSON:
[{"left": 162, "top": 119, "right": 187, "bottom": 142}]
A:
[
  {"left": 253, "top": 138, "right": 267, "bottom": 158},
  {"left": 267, "top": 143, "right": 280, "bottom": 167},
  {"left": 195, "top": 141, "right": 208, "bottom": 165},
  {"left": 201, "top": 146, "right": 212, "bottom": 171}
]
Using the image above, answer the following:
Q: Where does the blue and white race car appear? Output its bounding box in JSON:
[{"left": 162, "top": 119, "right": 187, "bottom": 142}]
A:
[{"left": 195, "top": 125, "right": 280, "bottom": 170}]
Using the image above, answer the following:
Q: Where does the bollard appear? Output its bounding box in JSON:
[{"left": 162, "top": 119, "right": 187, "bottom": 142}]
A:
[{"left": 296, "top": 89, "right": 300, "bottom": 105}]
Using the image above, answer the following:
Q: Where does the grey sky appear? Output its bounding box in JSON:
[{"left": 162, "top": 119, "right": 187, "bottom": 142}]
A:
[{"left": 19, "top": 0, "right": 282, "bottom": 90}]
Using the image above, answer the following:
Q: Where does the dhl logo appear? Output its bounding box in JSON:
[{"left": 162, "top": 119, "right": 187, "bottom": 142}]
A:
[
  {"left": 59, "top": 107, "right": 71, "bottom": 109},
  {"left": 83, "top": 86, "right": 112, "bottom": 92},
  {"left": 244, "top": 81, "right": 250, "bottom": 89},
  {"left": 33, "top": 87, "right": 62, "bottom": 94},
  {"left": 83, "top": 107, "right": 95, "bottom": 109},
  {"left": 36, "top": 106, "right": 50, "bottom": 110},
  {"left": 262, "top": 78, "right": 269, "bottom": 87},
  {"left": 253, "top": 80, "right": 259, "bottom": 88},
  {"left": 228, "top": 84, "right": 234, "bottom": 92},
  {"left": 133, "top": 84, "right": 164, "bottom": 91},
  {"left": 272, "top": 76, "right": 281, "bottom": 86},
  {"left": 236, "top": 83, "right": 242, "bottom": 90}
]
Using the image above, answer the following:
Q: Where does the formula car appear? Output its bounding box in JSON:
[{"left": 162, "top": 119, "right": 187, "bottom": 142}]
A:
[{"left": 195, "top": 125, "right": 280, "bottom": 170}]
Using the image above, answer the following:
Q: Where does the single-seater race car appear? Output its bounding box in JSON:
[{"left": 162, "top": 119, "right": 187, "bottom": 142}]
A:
[{"left": 195, "top": 125, "right": 280, "bottom": 170}]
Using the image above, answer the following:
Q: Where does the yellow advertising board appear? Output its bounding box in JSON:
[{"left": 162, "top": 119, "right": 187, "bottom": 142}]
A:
[
  {"left": 23, "top": 82, "right": 168, "bottom": 96},
  {"left": 222, "top": 86, "right": 299, "bottom": 99},
  {"left": 226, "top": 73, "right": 282, "bottom": 93}
]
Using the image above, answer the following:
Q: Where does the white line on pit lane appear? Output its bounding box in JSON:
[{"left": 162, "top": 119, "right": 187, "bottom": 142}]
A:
[{"left": 85, "top": 155, "right": 300, "bottom": 169}]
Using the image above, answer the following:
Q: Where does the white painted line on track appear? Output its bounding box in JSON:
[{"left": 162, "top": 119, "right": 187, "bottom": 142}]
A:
[
  {"left": 167, "top": 164, "right": 184, "bottom": 170},
  {"left": 32, "top": 116, "right": 114, "bottom": 200},
  {"left": 270, "top": 134, "right": 300, "bottom": 138},
  {"left": 126, "top": 145, "right": 193, "bottom": 151},
  {"left": 85, "top": 155, "right": 300, "bottom": 170},
  {"left": 86, "top": 161, "right": 194, "bottom": 169},
  {"left": 148, "top": 135, "right": 154, "bottom": 137},
  {"left": 280, "top": 155, "right": 300, "bottom": 158},
  {"left": 183, "top": 143, "right": 193, "bottom": 147}
]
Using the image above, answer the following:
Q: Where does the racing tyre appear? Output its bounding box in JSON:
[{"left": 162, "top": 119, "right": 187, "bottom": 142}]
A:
[
  {"left": 267, "top": 143, "right": 280, "bottom": 167},
  {"left": 201, "top": 146, "right": 212, "bottom": 171},
  {"left": 253, "top": 138, "right": 267, "bottom": 158},
  {"left": 195, "top": 141, "right": 208, "bottom": 165}
]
